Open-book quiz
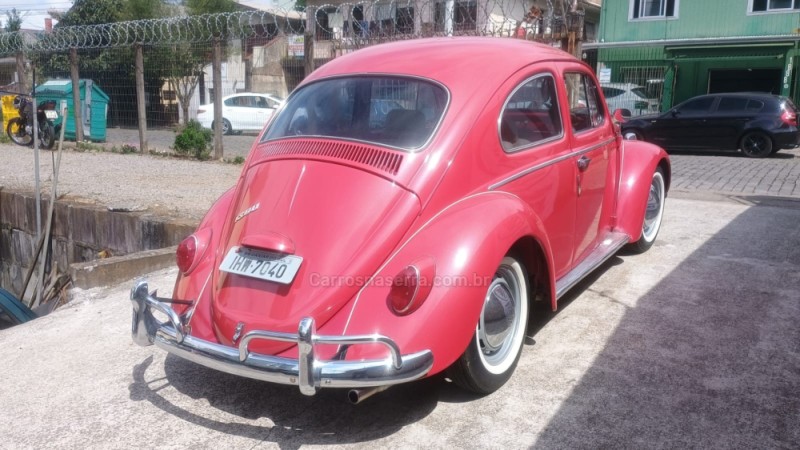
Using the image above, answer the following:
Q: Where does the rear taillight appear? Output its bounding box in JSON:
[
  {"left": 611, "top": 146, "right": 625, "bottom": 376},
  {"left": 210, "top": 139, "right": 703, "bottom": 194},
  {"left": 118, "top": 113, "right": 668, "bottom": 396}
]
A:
[
  {"left": 780, "top": 109, "right": 797, "bottom": 127},
  {"left": 176, "top": 236, "right": 197, "bottom": 273},
  {"left": 176, "top": 228, "right": 212, "bottom": 274},
  {"left": 387, "top": 258, "right": 435, "bottom": 316}
]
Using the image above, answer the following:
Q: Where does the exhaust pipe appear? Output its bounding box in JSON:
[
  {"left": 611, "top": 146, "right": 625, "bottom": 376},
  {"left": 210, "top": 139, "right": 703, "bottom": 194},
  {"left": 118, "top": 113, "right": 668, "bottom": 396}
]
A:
[{"left": 347, "top": 386, "right": 390, "bottom": 404}]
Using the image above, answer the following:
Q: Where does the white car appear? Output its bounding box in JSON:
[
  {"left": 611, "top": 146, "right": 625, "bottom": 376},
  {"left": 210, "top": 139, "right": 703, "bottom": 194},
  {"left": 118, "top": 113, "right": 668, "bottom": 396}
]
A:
[
  {"left": 197, "top": 93, "right": 284, "bottom": 134},
  {"left": 601, "top": 83, "right": 660, "bottom": 116}
]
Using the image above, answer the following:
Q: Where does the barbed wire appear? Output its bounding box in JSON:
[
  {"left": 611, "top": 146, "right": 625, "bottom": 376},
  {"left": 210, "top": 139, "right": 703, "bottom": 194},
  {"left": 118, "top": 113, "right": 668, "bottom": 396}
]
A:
[{"left": 0, "top": 0, "right": 576, "bottom": 55}]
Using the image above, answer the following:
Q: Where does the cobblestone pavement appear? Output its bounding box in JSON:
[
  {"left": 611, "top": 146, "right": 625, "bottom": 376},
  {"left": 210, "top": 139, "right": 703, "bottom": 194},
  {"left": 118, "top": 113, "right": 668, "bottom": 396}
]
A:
[{"left": 668, "top": 146, "right": 800, "bottom": 198}]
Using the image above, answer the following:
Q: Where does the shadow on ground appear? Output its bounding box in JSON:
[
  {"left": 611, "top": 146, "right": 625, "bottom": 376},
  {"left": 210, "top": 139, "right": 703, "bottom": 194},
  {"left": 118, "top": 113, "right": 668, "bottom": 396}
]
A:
[
  {"left": 530, "top": 201, "right": 800, "bottom": 448},
  {"left": 666, "top": 148, "right": 796, "bottom": 159}
]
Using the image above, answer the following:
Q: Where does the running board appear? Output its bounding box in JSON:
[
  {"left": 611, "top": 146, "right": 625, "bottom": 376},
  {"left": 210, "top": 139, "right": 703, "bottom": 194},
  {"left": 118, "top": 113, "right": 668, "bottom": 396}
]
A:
[{"left": 555, "top": 232, "right": 629, "bottom": 299}]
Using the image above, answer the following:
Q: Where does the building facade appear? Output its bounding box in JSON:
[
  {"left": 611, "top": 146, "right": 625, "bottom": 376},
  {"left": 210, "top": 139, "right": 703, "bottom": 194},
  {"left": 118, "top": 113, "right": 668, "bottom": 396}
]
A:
[{"left": 590, "top": 0, "right": 800, "bottom": 109}]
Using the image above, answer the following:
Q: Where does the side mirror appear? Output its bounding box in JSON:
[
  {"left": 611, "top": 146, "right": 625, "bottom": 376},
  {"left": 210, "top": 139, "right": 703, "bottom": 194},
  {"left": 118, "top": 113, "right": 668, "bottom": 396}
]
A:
[
  {"left": 670, "top": 109, "right": 679, "bottom": 117},
  {"left": 612, "top": 108, "right": 631, "bottom": 123}
]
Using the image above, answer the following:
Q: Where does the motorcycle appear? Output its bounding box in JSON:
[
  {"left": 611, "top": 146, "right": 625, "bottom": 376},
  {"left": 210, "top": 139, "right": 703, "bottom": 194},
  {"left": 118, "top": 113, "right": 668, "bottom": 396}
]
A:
[{"left": 6, "top": 95, "right": 57, "bottom": 150}]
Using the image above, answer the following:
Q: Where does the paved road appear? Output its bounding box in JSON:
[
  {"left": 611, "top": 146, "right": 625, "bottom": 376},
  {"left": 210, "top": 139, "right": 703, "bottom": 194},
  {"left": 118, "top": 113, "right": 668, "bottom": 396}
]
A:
[{"left": 1, "top": 195, "right": 798, "bottom": 448}]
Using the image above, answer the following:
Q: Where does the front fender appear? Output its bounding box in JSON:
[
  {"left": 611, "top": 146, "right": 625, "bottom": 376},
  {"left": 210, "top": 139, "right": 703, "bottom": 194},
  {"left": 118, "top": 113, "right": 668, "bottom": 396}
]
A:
[
  {"left": 331, "top": 191, "right": 555, "bottom": 375},
  {"left": 615, "top": 140, "right": 670, "bottom": 241}
]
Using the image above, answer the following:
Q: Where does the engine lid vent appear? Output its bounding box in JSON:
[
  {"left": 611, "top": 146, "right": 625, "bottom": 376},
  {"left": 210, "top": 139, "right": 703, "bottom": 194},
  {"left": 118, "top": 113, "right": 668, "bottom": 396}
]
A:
[{"left": 258, "top": 139, "right": 404, "bottom": 175}]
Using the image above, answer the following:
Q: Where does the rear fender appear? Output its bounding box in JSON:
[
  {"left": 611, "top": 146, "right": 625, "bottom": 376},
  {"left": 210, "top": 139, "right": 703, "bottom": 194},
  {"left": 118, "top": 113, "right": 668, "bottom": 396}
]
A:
[
  {"left": 615, "top": 140, "right": 671, "bottom": 241},
  {"left": 171, "top": 187, "right": 236, "bottom": 340},
  {"left": 333, "top": 191, "right": 555, "bottom": 375}
]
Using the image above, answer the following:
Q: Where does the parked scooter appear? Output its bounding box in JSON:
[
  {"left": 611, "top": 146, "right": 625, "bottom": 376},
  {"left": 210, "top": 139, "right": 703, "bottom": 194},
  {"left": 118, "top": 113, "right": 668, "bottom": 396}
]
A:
[{"left": 6, "top": 95, "right": 57, "bottom": 150}]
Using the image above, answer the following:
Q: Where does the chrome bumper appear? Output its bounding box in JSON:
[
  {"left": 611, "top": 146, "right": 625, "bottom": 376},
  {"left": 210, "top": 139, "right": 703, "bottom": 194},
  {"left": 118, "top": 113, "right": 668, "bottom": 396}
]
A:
[{"left": 130, "top": 281, "right": 434, "bottom": 395}]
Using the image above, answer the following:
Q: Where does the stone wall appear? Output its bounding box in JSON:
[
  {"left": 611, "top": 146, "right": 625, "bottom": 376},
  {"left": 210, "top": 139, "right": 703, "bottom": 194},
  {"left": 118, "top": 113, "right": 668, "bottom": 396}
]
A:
[{"left": 0, "top": 188, "right": 195, "bottom": 296}]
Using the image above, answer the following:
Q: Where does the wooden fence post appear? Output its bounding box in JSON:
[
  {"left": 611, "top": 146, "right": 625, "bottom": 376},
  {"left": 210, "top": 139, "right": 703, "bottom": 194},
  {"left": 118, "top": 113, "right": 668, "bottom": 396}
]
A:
[
  {"left": 135, "top": 44, "right": 148, "bottom": 154},
  {"left": 69, "top": 48, "right": 84, "bottom": 142},
  {"left": 304, "top": 7, "right": 316, "bottom": 77},
  {"left": 212, "top": 38, "right": 224, "bottom": 160},
  {"left": 15, "top": 52, "right": 26, "bottom": 94}
]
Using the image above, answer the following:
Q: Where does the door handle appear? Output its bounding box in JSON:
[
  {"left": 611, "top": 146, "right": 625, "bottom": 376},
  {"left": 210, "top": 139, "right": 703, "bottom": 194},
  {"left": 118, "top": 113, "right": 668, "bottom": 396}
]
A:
[{"left": 577, "top": 155, "right": 592, "bottom": 172}]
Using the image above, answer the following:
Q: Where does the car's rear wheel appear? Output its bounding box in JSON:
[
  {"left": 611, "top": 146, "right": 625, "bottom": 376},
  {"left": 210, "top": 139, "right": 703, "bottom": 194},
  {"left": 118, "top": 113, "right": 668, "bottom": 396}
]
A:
[
  {"left": 448, "top": 256, "right": 529, "bottom": 395},
  {"left": 623, "top": 129, "right": 643, "bottom": 141},
  {"left": 213, "top": 119, "right": 233, "bottom": 135},
  {"left": 627, "top": 167, "right": 666, "bottom": 254},
  {"left": 740, "top": 131, "right": 773, "bottom": 158}
]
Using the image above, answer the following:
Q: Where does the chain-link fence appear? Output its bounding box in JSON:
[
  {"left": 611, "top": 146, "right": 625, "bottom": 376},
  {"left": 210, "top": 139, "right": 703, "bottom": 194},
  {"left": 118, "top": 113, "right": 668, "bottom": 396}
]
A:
[{"left": 0, "top": 3, "right": 589, "bottom": 158}]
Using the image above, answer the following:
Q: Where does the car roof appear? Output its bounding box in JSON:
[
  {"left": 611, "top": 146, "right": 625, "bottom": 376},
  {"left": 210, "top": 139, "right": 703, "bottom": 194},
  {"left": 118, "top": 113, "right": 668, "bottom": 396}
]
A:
[
  {"left": 687, "top": 92, "right": 781, "bottom": 102},
  {"left": 305, "top": 37, "right": 576, "bottom": 91}
]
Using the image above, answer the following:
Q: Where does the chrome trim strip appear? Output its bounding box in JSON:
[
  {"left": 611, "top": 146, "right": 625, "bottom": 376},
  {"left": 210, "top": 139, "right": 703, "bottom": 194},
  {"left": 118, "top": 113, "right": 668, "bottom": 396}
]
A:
[
  {"left": 130, "top": 281, "right": 433, "bottom": 395},
  {"left": 555, "top": 231, "right": 629, "bottom": 299},
  {"left": 489, "top": 137, "right": 616, "bottom": 190}
]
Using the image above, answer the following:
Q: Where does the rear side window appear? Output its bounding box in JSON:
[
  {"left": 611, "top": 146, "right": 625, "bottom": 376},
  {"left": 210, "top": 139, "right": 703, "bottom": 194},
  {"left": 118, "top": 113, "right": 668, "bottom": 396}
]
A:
[
  {"left": 499, "top": 74, "right": 563, "bottom": 152},
  {"left": 718, "top": 97, "right": 749, "bottom": 112},
  {"left": 746, "top": 100, "right": 765, "bottom": 112}
]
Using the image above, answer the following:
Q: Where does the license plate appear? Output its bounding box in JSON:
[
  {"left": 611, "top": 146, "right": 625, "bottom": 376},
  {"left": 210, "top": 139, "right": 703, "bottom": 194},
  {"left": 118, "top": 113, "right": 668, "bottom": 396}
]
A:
[
  {"left": 219, "top": 246, "right": 303, "bottom": 284},
  {"left": 44, "top": 110, "right": 58, "bottom": 119}
]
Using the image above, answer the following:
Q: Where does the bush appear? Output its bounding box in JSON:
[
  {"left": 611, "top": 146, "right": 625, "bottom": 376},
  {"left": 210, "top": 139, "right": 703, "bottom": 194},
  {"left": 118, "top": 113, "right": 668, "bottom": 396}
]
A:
[{"left": 173, "top": 120, "right": 212, "bottom": 160}]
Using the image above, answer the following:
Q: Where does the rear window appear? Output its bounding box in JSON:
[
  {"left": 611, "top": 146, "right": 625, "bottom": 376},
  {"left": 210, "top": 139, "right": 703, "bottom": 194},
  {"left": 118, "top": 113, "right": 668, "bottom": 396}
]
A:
[{"left": 263, "top": 76, "right": 448, "bottom": 150}]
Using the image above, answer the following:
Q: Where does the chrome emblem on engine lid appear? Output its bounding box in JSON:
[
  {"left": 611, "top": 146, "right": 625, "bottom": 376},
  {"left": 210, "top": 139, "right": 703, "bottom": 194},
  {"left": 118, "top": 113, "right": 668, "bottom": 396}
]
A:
[{"left": 235, "top": 202, "right": 260, "bottom": 222}]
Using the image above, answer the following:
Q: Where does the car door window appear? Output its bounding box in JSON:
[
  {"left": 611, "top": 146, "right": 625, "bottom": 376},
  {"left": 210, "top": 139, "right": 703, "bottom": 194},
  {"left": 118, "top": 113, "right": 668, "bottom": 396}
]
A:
[
  {"left": 602, "top": 87, "right": 623, "bottom": 99},
  {"left": 677, "top": 97, "right": 714, "bottom": 116},
  {"left": 565, "top": 73, "right": 604, "bottom": 133},
  {"left": 499, "top": 73, "right": 562, "bottom": 152}
]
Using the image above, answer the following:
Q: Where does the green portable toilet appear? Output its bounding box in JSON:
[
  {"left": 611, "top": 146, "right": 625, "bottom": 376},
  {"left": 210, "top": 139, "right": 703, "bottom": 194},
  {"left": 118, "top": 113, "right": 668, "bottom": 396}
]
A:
[{"left": 35, "top": 79, "right": 110, "bottom": 142}]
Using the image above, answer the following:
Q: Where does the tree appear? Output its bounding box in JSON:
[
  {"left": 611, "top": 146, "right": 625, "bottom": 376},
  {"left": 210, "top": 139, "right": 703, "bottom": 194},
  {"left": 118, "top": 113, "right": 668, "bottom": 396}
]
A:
[
  {"left": 4, "top": 8, "right": 23, "bottom": 32},
  {"left": 166, "top": 42, "right": 207, "bottom": 124},
  {"left": 185, "top": 0, "right": 237, "bottom": 15}
]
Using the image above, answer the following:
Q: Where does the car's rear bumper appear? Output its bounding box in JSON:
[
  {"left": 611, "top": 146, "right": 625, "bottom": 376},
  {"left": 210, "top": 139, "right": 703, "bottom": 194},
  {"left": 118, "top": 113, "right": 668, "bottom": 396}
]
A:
[
  {"left": 773, "top": 129, "right": 800, "bottom": 149},
  {"left": 130, "top": 281, "right": 434, "bottom": 395}
]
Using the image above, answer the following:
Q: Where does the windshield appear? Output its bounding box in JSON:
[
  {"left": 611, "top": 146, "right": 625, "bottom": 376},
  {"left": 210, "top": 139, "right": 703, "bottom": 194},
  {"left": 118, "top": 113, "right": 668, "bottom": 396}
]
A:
[
  {"left": 631, "top": 87, "right": 650, "bottom": 99},
  {"left": 262, "top": 76, "right": 448, "bottom": 150}
]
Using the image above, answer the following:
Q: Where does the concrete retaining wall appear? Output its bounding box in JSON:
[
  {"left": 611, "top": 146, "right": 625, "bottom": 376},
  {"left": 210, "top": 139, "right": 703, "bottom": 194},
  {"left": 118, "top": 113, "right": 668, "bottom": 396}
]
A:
[{"left": 0, "top": 187, "right": 196, "bottom": 295}]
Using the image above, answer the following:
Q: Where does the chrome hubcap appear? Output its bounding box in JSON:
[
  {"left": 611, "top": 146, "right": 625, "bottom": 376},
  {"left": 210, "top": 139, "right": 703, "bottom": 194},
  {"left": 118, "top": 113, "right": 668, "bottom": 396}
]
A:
[
  {"left": 478, "top": 266, "right": 521, "bottom": 366},
  {"left": 642, "top": 173, "right": 664, "bottom": 241}
]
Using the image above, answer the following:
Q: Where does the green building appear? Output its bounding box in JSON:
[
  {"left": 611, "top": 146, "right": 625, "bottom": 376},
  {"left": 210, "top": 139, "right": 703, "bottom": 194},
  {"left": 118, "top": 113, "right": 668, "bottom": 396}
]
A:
[{"left": 588, "top": 0, "right": 800, "bottom": 110}]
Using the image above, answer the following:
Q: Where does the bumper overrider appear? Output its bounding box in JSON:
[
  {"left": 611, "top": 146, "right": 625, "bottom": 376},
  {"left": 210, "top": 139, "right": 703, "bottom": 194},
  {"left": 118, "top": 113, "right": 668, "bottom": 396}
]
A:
[{"left": 130, "top": 281, "right": 434, "bottom": 396}]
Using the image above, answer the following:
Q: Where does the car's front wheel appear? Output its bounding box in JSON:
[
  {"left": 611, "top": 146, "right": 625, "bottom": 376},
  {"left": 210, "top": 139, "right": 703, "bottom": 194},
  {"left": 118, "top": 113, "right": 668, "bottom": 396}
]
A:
[
  {"left": 448, "top": 256, "right": 529, "bottom": 395},
  {"left": 627, "top": 167, "right": 666, "bottom": 254},
  {"left": 740, "top": 131, "right": 773, "bottom": 158}
]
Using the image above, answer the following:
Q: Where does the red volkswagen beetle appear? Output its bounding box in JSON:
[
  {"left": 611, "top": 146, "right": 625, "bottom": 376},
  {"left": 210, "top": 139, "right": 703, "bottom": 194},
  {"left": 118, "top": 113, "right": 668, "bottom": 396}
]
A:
[{"left": 132, "top": 38, "right": 670, "bottom": 403}]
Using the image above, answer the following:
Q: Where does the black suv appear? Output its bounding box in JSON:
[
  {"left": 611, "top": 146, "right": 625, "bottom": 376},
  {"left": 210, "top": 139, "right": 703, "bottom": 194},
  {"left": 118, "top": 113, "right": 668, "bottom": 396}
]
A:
[{"left": 620, "top": 92, "right": 800, "bottom": 158}]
